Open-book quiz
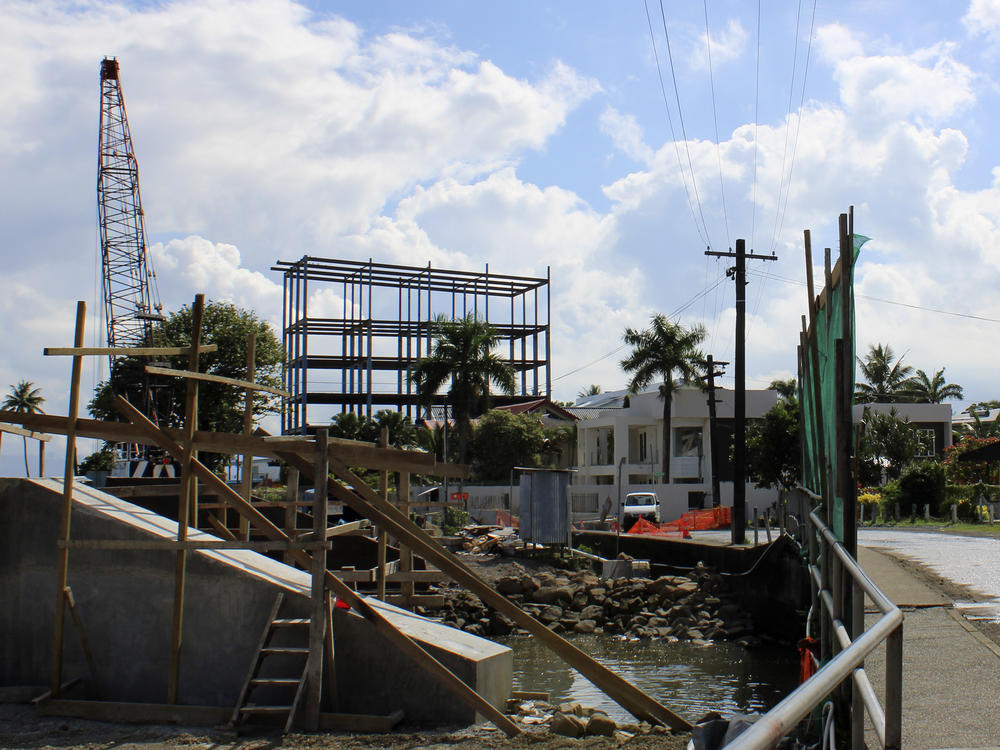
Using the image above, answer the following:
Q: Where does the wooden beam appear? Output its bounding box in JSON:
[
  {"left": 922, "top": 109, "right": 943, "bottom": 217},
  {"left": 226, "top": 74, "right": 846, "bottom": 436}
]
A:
[
  {"left": 284, "top": 468, "right": 299, "bottom": 565},
  {"left": 39, "top": 699, "right": 403, "bottom": 732},
  {"left": 64, "top": 587, "right": 99, "bottom": 696},
  {"left": 238, "top": 333, "right": 256, "bottom": 541},
  {"left": 169, "top": 295, "right": 204, "bottom": 705},
  {"left": 52, "top": 301, "right": 86, "bottom": 697},
  {"left": 205, "top": 513, "right": 236, "bottom": 541},
  {"left": 145, "top": 365, "right": 289, "bottom": 398},
  {"left": 58, "top": 539, "right": 330, "bottom": 551},
  {"left": 112, "top": 397, "right": 519, "bottom": 737},
  {"left": 321, "top": 519, "right": 370, "bottom": 539},
  {"left": 0, "top": 423, "right": 51, "bottom": 441},
  {"left": 44, "top": 345, "right": 218, "bottom": 357},
  {"left": 306, "top": 428, "right": 329, "bottom": 729},
  {"left": 278, "top": 449, "right": 693, "bottom": 731},
  {"left": 399, "top": 471, "right": 414, "bottom": 606},
  {"left": 377, "top": 428, "right": 388, "bottom": 602}
]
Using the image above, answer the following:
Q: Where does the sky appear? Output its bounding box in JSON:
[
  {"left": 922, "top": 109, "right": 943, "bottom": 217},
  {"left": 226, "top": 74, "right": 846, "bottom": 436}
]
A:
[{"left": 3, "top": 0, "right": 1000, "bottom": 475}]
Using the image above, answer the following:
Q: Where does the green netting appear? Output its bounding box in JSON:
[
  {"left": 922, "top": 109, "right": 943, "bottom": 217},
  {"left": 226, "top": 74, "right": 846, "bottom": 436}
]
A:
[{"left": 799, "top": 234, "right": 868, "bottom": 541}]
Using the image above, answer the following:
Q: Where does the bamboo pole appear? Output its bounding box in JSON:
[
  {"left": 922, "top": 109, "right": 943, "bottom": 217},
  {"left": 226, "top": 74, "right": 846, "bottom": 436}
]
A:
[
  {"left": 306, "top": 428, "right": 329, "bottom": 729},
  {"left": 51, "top": 301, "right": 86, "bottom": 696},
  {"left": 168, "top": 294, "right": 204, "bottom": 704},
  {"left": 376, "top": 427, "right": 388, "bottom": 601},
  {"left": 238, "top": 333, "right": 256, "bottom": 541}
]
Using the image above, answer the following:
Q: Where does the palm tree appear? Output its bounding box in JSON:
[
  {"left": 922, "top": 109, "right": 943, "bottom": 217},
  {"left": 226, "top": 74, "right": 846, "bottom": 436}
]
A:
[
  {"left": 2, "top": 381, "right": 45, "bottom": 477},
  {"left": 908, "top": 368, "right": 964, "bottom": 404},
  {"left": 854, "top": 344, "right": 915, "bottom": 403},
  {"left": 411, "top": 314, "right": 515, "bottom": 465},
  {"left": 620, "top": 314, "right": 706, "bottom": 481},
  {"left": 577, "top": 384, "right": 602, "bottom": 400}
]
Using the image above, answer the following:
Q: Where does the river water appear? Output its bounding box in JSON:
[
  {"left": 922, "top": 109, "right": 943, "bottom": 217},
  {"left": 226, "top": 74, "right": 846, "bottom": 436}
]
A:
[{"left": 498, "top": 634, "right": 798, "bottom": 723}]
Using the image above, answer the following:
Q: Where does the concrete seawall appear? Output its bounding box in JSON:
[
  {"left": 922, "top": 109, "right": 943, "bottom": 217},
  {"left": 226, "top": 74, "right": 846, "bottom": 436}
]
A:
[{"left": 0, "top": 478, "right": 511, "bottom": 725}]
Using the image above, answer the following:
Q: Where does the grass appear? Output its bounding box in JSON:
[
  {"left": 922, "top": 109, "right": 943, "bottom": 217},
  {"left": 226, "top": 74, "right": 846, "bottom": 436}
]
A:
[{"left": 861, "top": 517, "right": 1000, "bottom": 536}]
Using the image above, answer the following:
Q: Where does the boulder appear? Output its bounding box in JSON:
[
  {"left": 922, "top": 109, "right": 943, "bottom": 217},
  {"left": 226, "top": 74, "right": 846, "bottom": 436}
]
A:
[
  {"left": 551, "top": 712, "right": 586, "bottom": 738},
  {"left": 580, "top": 604, "right": 603, "bottom": 621},
  {"left": 496, "top": 576, "right": 524, "bottom": 596},
  {"left": 574, "top": 619, "right": 597, "bottom": 634},
  {"left": 586, "top": 713, "right": 617, "bottom": 736},
  {"left": 539, "top": 605, "right": 563, "bottom": 623}
]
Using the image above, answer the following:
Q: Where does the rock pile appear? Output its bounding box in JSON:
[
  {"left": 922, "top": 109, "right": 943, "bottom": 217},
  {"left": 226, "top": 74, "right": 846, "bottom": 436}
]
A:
[
  {"left": 428, "top": 561, "right": 758, "bottom": 647},
  {"left": 505, "top": 698, "right": 678, "bottom": 740}
]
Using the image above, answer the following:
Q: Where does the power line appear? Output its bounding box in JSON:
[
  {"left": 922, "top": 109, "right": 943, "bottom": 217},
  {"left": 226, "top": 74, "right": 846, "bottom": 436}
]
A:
[
  {"left": 747, "top": 268, "right": 1000, "bottom": 324},
  {"left": 658, "top": 0, "right": 713, "bottom": 248},
  {"left": 703, "top": 0, "right": 731, "bottom": 250},
  {"left": 750, "top": 0, "right": 761, "bottom": 252},
  {"left": 642, "top": 0, "right": 707, "bottom": 249}
]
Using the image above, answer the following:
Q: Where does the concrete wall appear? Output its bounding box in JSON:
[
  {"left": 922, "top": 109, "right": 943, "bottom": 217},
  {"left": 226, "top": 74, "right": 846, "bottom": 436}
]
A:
[{"left": 0, "top": 479, "right": 511, "bottom": 725}]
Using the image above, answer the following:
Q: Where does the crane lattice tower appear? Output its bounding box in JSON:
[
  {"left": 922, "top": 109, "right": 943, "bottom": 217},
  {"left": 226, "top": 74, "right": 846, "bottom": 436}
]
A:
[{"left": 97, "top": 57, "right": 163, "bottom": 363}]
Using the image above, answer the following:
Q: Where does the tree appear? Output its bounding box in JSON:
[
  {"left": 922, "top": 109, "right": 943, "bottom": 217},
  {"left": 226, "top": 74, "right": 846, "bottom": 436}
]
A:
[
  {"left": 746, "top": 381, "right": 801, "bottom": 490},
  {"left": 620, "top": 314, "right": 706, "bottom": 480},
  {"left": 908, "top": 368, "right": 963, "bottom": 404},
  {"left": 854, "top": 343, "right": 915, "bottom": 403},
  {"left": 89, "top": 301, "right": 283, "bottom": 471},
  {"left": 470, "top": 410, "right": 547, "bottom": 482},
  {"left": 577, "top": 384, "right": 602, "bottom": 400},
  {"left": 2, "top": 380, "right": 45, "bottom": 476},
  {"left": 856, "top": 407, "right": 918, "bottom": 484},
  {"left": 410, "top": 314, "right": 516, "bottom": 465},
  {"left": 943, "top": 436, "right": 1000, "bottom": 485},
  {"left": 330, "top": 411, "right": 379, "bottom": 444}
]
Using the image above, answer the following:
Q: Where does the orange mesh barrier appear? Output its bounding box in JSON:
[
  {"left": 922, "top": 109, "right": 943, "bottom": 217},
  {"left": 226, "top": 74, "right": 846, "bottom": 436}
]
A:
[{"left": 626, "top": 506, "right": 731, "bottom": 536}]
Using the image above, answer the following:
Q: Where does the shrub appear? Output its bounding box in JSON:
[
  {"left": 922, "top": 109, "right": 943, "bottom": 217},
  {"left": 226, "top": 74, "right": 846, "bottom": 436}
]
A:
[{"left": 896, "top": 460, "right": 945, "bottom": 516}]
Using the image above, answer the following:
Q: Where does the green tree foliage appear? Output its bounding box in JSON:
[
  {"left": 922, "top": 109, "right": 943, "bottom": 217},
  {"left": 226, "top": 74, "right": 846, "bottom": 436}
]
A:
[
  {"left": 470, "top": 410, "right": 547, "bottom": 481},
  {"left": 78, "top": 447, "right": 114, "bottom": 474},
  {"left": 577, "top": 384, "right": 602, "bottom": 400},
  {"left": 854, "top": 343, "right": 915, "bottom": 403},
  {"left": 856, "top": 407, "right": 918, "bottom": 484},
  {"left": 330, "top": 409, "right": 418, "bottom": 449},
  {"left": 896, "top": 460, "right": 946, "bottom": 514},
  {"left": 943, "top": 436, "right": 1000, "bottom": 485},
  {"left": 88, "top": 301, "right": 283, "bottom": 471},
  {"left": 2, "top": 380, "right": 45, "bottom": 476},
  {"left": 955, "top": 408, "right": 1000, "bottom": 441},
  {"left": 410, "top": 314, "right": 515, "bottom": 465},
  {"left": 908, "top": 367, "right": 963, "bottom": 403},
  {"left": 746, "top": 384, "right": 801, "bottom": 490},
  {"left": 620, "top": 314, "right": 706, "bottom": 479}
]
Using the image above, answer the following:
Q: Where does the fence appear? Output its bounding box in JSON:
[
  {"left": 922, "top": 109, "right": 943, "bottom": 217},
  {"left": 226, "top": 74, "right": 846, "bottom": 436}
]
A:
[{"left": 729, "top": 489, "right": 903, "bottom": 749}]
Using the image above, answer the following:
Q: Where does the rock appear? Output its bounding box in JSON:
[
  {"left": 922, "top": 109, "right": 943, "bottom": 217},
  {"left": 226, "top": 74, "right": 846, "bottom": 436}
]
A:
[
  {"left": 520, "top": 575, "right": 540, "bottom": 594},
  {"left": 574, "top": 619, "right": 597, "bottom": 634},
  {"left": 551, "top": 712, "right": 586, "bottom": 738},
  {"left": 586, "top": 713, "right": 617, "bottom": 736},
  {"left": 647, "top": 616, "right": 668, "bottom": 628},
  {"left": 557, "top": 701, "right": 584, "bottom": 715},
  {"left": 560, "top": 609, "right": 580, "bottom": 622},
  {"left": 532, "top": 585, "right": 573, "bottom": 605},
  {"left": 488, "top": 612, "right": 515, "bottom": 636},
  {"left": 496, "top": 576, "right": 524, "bottom": 596},
  {"left": 580, "top": 604, "right": 603, "bottom": 621},
  {"left": 589, "top": 587, "right": 607, "bottom": 601},
  {"left": 539, "top": 605, "right": 563, "bottom": 623}
]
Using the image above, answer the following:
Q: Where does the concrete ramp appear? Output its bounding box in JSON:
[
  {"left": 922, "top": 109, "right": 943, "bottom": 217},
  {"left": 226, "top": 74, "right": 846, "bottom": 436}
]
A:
[{"left": 0, "top": 478, "right": 510, "bottom": 725}]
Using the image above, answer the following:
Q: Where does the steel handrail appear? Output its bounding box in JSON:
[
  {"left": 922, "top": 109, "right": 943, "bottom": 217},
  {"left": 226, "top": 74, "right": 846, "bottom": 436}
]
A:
[{"left": 726, "top": 498, "right": 903, "bottom": 749}]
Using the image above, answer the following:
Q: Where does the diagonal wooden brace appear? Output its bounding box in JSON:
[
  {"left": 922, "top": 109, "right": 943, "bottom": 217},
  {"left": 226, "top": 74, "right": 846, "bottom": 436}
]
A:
[{"left": 111, "top": 396, "right": 521, "bottom": 737}]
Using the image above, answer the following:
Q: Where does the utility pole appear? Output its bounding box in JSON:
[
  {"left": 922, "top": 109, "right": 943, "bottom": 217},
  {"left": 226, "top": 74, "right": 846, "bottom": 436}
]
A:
[
  {"left": 699, "top": 355, "right": 728, "bottom": 509},
  {"left": 706, "top": 239, "right": 777, "bottom": 545}
]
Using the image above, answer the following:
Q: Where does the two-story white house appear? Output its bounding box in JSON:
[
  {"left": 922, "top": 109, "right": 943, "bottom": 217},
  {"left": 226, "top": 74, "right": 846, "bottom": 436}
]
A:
[{"left": 569, "top": 386, "right": 780, "bottom": 524}]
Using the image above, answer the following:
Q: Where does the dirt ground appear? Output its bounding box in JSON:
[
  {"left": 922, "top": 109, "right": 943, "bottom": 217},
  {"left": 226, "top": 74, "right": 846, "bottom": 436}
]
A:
[{"left": 0, "top": 704, "right": 691, "bottom": 750}]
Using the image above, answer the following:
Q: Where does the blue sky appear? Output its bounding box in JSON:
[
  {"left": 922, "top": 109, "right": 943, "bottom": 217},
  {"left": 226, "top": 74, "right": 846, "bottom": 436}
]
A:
[{"left": 3, "top": 0, "right": 1000, "bottom": 475}]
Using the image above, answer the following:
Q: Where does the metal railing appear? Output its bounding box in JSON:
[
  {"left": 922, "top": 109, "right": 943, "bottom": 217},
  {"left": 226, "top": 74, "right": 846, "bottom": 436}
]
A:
[{"left": 728, "top": 492, "right": 903, "bottom": 749}]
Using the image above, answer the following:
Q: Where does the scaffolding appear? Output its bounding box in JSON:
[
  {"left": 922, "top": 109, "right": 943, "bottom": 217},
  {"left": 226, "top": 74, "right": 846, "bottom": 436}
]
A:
[{"left": 271, "top": 257, "right": 551, "bottom": 433}]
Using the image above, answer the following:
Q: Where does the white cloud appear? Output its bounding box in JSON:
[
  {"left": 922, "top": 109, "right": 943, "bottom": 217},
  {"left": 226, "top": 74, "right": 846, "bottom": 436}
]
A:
[
  {"left": 686, "top": 18, "right": 748, "bottom": 72},
  {"left": 964, "top": 0, "right": 1000, "bottom": 41},
  {"left": 599, "top": 107, "right": 654, "bottom": 164}
]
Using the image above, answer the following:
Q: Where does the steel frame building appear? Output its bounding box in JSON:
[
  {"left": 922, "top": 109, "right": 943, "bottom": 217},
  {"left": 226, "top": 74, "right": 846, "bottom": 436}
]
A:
[{"left": 272, "top": 256, "right": 551, "bottom": 433}]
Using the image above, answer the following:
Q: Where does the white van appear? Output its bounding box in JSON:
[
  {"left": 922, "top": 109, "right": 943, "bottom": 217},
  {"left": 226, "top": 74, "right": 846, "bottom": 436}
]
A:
[{"left": 622, "top": 491, "right": 660, "bottom": 526}]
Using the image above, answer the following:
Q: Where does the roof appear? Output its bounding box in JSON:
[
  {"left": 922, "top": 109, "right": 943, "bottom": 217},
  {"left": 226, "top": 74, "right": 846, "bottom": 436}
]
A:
[{"left": 494, "top": 398, "right": 578, "bottom": 422}]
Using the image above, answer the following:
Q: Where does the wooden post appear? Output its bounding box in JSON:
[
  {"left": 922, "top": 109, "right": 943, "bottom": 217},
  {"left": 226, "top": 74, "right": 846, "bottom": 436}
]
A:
[
  {"left": 306, "top": 428, "right": 329, "bottom": 729},
  {"left": 399, "top": 471, "right": 414, "bottom": 607},
  {"left": 168, "top": 294, "right": 204, "bottom": 704},
  {"left": 238, "top": 333, "right": 256, "bottom": 541},
  {"left": 283, "top": 467, "right": 299, "bottom": 565},
  {"left": 51, "top": 301, "right": 86, "bottom": 696},
  {"left": 39, "top": 440, "right": 45, "bottom": 477},
  {"left": 377, "top": 427, "right": 388, "bottom": 601}
]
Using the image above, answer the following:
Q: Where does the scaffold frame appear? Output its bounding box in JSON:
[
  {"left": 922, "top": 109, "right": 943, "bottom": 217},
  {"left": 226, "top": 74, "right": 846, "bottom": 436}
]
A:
[{"left": 271, "top": 256, "right": 551, "bottom": 433}]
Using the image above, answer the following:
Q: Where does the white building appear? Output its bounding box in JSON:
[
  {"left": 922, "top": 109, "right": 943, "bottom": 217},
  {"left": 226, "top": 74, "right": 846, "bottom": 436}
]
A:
[{"left": 569, "top": 386, "right": 780, "bottom": 523}]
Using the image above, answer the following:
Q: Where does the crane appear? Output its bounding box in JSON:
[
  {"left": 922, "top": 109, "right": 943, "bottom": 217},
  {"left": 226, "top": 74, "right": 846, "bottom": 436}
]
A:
[
  {"left": 97, "top": 57, "right": 171, "bottom": 476},
  {"left": 97, "top": 56, "right": 163, "bottom": 362}
]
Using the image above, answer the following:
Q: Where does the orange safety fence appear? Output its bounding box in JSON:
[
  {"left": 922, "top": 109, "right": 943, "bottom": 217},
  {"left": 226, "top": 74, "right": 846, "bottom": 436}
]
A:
[
  {"left": 626, "top": 506, "right": 732, "bottom": 536},
  {"left": 496, "top": 509, "right": 520, "bottom": 529}
]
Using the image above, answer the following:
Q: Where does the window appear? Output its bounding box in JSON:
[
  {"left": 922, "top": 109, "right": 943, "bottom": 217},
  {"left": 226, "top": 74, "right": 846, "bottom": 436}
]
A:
[
  {"left": 639, "top": 432, "right": 648, "bottom": 462},
  {"left": 674, "top": 427, "right": 703, "bottom": 457},
  {"left": 914, "top": 428, "right": 936, "bottom": 457}
]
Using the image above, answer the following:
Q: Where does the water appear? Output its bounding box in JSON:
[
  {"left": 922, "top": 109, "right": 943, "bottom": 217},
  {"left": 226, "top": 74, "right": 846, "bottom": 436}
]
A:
[{"left": 498, "top": 634, "right": 798, "bottom": 723}]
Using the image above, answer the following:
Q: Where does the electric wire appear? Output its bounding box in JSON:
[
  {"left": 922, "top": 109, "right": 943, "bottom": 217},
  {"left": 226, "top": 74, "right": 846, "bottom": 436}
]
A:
[
  {"left": 703, "top": 0, "right": 731, "bottom": 250},
  {"left": 750, "top": 0, "right": 761, "bottom": 252},
  {"left": 767, "top": 0, "right": 804, "bottom": 257},
  {"left": 658, "top": 0, "right": 714, "bottom": 248},
  {"left": 775, "top": 0, "right": 818, "bottom": 246},
  {"left": 643, "top": 0, "right": 708, "bottom": 249},
  {"left": 747, "top": 267, "right": 1000, "bottom": 324}
]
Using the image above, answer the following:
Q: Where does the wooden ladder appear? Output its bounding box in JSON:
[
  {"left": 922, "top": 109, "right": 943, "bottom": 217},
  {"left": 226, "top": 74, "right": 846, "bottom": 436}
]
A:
[{"left": 230, "top": 593, "right": 312, "bottom": 734}]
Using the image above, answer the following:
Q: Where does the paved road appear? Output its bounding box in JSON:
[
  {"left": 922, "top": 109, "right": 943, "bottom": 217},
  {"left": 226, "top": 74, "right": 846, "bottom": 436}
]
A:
[{"left": 857, "top": 530, "right": 1000, "bottom": 750}]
